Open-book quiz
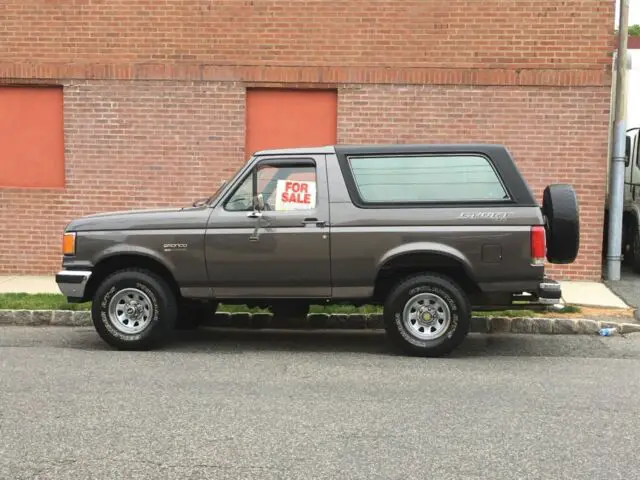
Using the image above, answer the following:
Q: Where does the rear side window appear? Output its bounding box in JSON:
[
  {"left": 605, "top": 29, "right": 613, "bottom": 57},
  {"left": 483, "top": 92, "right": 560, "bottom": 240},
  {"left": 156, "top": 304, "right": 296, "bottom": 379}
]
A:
[{"left": 347, "top": 154, "right": 509, "bottom": 204}]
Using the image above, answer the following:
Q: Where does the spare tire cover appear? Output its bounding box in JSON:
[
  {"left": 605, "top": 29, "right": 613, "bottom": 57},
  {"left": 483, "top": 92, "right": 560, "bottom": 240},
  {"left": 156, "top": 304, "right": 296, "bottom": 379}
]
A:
[{"left": 542, "top": 184, "right": 580, "bottom": 264}]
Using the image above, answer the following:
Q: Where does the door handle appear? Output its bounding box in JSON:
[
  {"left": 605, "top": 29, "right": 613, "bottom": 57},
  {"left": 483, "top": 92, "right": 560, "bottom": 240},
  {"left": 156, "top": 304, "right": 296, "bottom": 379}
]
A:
[
  {"left": 247, "top": 211, "right": 262, "bottom": 219},
  {"left": 301, "top": 218, "right": 326, "bottom": 227}
]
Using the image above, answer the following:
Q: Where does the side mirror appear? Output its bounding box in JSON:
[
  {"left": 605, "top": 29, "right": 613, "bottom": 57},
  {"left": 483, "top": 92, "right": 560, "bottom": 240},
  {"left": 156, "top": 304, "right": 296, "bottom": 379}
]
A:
[{"left": 253, "top": 193, "right": 265, "bottom": 211}]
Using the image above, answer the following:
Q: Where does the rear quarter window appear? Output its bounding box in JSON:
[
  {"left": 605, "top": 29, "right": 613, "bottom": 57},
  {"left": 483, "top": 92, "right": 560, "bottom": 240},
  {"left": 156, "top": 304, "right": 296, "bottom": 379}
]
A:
[{"left": 347, "top": 154, "right": 509, "bottom": 204}]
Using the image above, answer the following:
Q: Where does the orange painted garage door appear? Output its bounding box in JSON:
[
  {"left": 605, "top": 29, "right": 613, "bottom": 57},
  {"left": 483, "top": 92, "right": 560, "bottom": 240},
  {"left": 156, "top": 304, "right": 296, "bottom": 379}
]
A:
[
  {"left": 245, "top": 89, "right": 337, "bottom": 156},
  {"left": 0, "top": 86, "right": 64, "bottom": 188}
]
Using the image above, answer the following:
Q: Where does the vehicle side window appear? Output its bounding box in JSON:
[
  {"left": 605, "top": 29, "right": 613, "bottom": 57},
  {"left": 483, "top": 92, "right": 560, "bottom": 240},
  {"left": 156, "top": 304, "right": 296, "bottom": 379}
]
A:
[
  {"left": 224, "top": 162, "right": 317, "bottom": 212},
  {"left": 258, "top": 164, "right": 317, "bottom": 211},
  {"left": 347, "top": 154, "right": 509, "bottom": 204}
]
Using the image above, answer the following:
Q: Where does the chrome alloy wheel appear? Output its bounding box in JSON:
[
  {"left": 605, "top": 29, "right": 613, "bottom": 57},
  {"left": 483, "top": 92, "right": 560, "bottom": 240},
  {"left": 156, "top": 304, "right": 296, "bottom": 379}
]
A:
[
  {"left": 107, "top": 288, "right": 154, "bottom": 335},
  {"left": 401, "top": 292, "right": 451, "bottom": 340}
]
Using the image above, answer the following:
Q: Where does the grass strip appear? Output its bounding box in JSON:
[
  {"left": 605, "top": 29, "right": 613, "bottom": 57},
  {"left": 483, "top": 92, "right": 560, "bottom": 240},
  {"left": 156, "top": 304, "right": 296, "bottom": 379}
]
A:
[{"left": 0, "top": 293, "right": 581, "bottom": 318}]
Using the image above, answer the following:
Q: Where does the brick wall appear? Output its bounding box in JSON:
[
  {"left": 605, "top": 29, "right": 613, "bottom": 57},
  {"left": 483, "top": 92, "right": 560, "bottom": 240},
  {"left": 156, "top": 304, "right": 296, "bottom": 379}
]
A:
[
  {"left": 0, "top": 0, "right": 614, "bottom": 279},
  {"left": 0, "top": 81, "right": 245, "bottom": 274},
  {"left": 0, "top": 82, "right": 610, "bottom": 278},
  {"left": 338, "top": 85, "right": 611, "bottom": 280},
  {"left": 1, "top": 0, "right": 611, "bottom": 65},
  {"left": 0, "top": 0, "right": 612, "bottom": 84}
]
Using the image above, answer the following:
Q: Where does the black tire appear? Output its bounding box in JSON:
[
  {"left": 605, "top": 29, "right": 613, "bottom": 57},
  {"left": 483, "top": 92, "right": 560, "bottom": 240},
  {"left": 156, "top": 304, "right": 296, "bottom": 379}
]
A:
[
  {"left": 383, "top": 274, "right": 470, "bottom": 357},
  {"left": 91, "top": 268, "right": 178, "bottom": 350},
  {"left": 177, "top": 300, "right": 219, "bottom": 330},
  {"left": 630, "top": 226, "right": 640, "bottom": 274},
  {"left": 542, "top": 184, "right": 580, "bottom": 264}
]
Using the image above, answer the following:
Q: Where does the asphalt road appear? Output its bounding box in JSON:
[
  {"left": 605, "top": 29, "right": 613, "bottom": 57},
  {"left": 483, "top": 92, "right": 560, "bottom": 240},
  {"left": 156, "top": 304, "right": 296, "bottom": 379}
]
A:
[{"left": 2, "top": 327, "right": 640, "bottom": 480}]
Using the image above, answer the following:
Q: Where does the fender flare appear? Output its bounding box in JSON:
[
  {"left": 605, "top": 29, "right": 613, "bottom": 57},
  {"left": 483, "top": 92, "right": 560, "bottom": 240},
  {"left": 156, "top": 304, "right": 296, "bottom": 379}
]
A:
[
  {"left": 376, "top": 242, "right": 476, "bottom": 280},
  {"left": 92, "top": 245, "right": 177, "bottom": 276}
]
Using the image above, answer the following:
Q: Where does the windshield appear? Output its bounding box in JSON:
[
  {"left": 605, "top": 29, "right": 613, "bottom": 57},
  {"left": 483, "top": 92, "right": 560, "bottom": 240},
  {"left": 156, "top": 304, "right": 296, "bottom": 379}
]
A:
[
  {"left": 204, "top": 162, "right": 248, "bottom": 206},
  {"left": 203, "top": 181, "right": 227, "bottom": 204}
]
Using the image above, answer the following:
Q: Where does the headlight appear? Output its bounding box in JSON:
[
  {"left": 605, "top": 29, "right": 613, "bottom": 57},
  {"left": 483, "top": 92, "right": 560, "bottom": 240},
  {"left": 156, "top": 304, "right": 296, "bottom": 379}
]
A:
[{"left": 62, "top": 232, "right": 76, "bottom": 255}]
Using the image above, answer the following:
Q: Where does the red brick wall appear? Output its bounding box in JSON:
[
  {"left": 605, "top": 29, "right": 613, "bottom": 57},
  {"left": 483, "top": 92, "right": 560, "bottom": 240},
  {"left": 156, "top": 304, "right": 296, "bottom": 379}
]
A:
[
  {"left": 0, "top": 81, "right": 245, "bottom": 274},
  {"left": 0, "top": 0, "right": 614, "bottom": 279},
  {"left": 0, "top": 83, "right": 610, "bottom": 279},
  {"left": 0, "top": 0, "right": 612, "bottom": 84},
  {"left": 338, "top": 85, "right": 611, "bottom": 280}
]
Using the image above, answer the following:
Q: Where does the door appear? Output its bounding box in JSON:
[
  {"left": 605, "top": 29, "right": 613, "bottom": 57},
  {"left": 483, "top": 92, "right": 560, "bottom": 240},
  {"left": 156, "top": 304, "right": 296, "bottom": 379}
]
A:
[{"left": 205, "top": 154, "right": 331, "bottom": 298}]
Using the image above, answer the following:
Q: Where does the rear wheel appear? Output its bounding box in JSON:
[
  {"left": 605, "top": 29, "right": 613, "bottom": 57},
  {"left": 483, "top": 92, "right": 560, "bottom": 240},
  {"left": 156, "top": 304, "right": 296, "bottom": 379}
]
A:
[
  {"left": 91, "top": 269, "right": 177, "bottom": 350},
  {"left": 383, "top": 274, "right": 470, "bottom": 357}
]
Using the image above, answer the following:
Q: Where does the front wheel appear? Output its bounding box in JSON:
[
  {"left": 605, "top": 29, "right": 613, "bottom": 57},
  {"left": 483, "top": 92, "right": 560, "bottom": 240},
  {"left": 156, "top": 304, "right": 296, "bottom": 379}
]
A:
[
  {"left": 91, "top": 269, "right": 178, "bottom": 350},
  {"left": 383, "top": 274, "right": 470, "bottom": 357}
]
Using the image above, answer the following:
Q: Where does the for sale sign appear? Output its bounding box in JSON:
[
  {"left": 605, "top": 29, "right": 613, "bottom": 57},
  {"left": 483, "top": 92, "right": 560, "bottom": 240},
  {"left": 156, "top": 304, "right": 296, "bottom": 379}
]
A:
[{"left": 275, "top": 180, "right": 317, "bottom": 211}]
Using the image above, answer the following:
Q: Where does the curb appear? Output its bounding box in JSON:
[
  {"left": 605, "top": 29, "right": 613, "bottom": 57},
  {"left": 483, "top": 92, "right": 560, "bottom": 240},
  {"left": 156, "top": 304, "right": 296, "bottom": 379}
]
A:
[{"left": 1, "top": 310, "right": 640, "bottom": 335}]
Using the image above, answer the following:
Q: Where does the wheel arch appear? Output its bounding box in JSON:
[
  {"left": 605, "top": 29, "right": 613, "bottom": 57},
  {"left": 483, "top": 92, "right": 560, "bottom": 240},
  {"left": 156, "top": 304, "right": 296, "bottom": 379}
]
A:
[
  {"left": 83, "top": 252, "right": 180, "bottom": 302},
  {"left": 373, "top": 244, "right": 479, "bottom": 302}
]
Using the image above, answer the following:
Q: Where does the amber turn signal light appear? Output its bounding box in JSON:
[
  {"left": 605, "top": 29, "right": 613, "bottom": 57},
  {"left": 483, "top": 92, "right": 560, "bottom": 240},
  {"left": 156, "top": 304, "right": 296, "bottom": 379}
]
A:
[{"left": 62, "top": 232, "right": 76, "bottom": 255}]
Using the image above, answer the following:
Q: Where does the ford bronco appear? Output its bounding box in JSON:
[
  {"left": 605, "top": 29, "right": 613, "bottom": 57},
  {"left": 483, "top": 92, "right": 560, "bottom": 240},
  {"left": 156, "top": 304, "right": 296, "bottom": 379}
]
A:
[{"left": 56, "top": 144, "right": 579, "bottom": 357}]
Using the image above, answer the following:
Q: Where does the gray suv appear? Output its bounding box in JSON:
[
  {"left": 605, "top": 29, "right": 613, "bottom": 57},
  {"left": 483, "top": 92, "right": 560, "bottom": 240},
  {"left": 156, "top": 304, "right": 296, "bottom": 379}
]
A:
[{"left": 56, "top": 144, "right": 579, "bottom": 356}]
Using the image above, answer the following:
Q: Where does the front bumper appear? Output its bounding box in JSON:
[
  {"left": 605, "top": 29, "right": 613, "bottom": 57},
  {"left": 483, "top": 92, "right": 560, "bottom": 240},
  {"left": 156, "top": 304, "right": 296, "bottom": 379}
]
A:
[{"left": 55, "top": 270, "right": 92, "bottom": 300}]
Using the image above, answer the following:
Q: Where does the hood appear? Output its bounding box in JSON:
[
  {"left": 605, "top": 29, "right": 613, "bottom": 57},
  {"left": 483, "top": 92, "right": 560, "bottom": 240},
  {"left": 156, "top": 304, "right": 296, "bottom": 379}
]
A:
[{"left": 65, "top": 206, "right": 210, "bottom": 232}]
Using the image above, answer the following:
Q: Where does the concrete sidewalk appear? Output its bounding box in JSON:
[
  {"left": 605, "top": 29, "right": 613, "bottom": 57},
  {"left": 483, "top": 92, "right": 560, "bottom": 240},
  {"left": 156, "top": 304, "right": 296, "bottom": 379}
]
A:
[
  {"left": 0, "top": 275, "right": 630, "bottom": 309},
  {"left": 0, "top": 276, "right": 62, "bottom": 295}
]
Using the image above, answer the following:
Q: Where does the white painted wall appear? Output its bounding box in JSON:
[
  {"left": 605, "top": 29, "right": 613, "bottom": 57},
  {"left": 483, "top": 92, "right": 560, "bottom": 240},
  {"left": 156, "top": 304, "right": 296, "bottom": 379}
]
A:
[
  {"left": 617, "top": 0, "right": 640, "bottom": 128},
  {"left": 629, "top": 49, "right": 640, "bottom": 130}
]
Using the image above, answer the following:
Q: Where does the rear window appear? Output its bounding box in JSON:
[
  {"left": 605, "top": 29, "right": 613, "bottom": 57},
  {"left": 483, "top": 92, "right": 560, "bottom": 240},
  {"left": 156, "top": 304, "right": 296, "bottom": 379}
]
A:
[{"left": 347, "top": 154, "right": 509, "bottom": 204}]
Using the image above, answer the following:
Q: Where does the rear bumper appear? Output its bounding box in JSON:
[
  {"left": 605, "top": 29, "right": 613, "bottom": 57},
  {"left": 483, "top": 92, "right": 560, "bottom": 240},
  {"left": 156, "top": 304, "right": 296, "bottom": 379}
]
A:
[
  {"left": 55, "top": 270, "right": 92, "bottom": 301},
  {"left": 473, "top": 277, "right": 563, "bottom": 310}
]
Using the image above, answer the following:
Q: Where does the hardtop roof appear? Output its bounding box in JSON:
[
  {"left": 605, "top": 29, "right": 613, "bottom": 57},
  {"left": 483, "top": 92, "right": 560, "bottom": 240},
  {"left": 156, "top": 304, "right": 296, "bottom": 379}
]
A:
[{"left": 254, "top": 144, "right": 508, "bottom": 156}]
